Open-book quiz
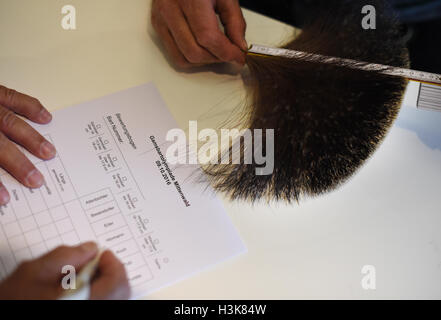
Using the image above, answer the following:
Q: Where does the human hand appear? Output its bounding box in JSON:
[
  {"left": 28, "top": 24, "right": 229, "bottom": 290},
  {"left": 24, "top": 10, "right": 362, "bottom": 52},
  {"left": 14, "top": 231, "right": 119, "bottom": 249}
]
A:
[
  {"left": 151, "top": 0, "right": 247, "bottom": 68},
  {"left": 0, "top": 242, "right": 130, "bottom": 300},
  {"left": 0, "top": 85, "right": 56, "bottom": 205}
]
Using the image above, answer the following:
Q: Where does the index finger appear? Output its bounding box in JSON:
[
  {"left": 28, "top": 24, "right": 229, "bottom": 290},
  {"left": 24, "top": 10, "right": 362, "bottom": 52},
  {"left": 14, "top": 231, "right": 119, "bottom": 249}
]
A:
[
  {"left": 216, "top": 0, "right": 247, "bottom": 51},
  {"left": 35, "top": 242, "right": 99, "bottom": 278},
  {"left": 0, "top": 85, "right": 52, "bottom": 124},
  {"left": 180, "top": 0, "right": 245, "bottom": 64},
  {"left": 0, "top": 132, "right": 45, "bottom": 188}
]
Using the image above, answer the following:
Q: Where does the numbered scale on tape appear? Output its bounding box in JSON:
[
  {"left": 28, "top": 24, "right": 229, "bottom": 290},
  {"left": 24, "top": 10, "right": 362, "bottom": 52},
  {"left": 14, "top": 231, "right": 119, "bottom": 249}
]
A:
[{"left": 248, "top": 44, "right": 441, "bottom": 112}]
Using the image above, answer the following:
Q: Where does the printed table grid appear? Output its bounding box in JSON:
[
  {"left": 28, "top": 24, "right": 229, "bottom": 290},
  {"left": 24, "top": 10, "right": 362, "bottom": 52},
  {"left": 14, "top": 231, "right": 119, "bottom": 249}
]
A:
[{"left": 0, "top": 133, "right": 153, "bottom": 287}]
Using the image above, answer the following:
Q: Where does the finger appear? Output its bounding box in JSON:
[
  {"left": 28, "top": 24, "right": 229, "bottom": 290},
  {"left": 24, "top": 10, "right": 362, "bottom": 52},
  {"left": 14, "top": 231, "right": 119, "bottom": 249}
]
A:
[
  {"left": 90, "top": 250, "right": 131, "bottom": 300},
  {"left": 216, "top": 0, "right": 248, "bottom": 51},
  {"left": 152, "top": 13, "right": 194, "bottom": 69},
  {"left": 0, "top": 85, "right": 52, "bottom": 124},
  {"left": 35, "top": 242, "right": 99, "bottom": 278},
  {"left": 0, "top": 106, "right": 56, "bottom": 160},
  {"left": 0, "top": 132, "right": 44, "bottom": 188},
  {"left": 180, "top": 0, "right": 245, "bottom": 64},
  {"left": 158, "top": 0, "right": 219, "bottom": 64},
  {"left": 0, "top": 181, "right": 10, "bottom": 205}
]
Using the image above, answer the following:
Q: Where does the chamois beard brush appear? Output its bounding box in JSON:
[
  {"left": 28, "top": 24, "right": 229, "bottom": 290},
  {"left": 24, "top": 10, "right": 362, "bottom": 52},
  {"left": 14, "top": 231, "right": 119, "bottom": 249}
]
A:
[{"left": 202, "top": 0, "right": 410, "bottom": 202}]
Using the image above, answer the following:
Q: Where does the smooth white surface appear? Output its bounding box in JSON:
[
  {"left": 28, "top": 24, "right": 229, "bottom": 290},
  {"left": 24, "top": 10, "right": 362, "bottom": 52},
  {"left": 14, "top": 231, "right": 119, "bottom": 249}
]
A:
[{"left": 0, "top": 0, "right": 440, "bottom": 299}]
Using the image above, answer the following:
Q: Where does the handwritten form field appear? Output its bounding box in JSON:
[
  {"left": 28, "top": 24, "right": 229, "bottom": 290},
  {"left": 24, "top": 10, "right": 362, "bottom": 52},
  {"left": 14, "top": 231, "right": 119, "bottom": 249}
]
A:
[{"left": 0, "top": 83, "right": 246, "bottom": 298}]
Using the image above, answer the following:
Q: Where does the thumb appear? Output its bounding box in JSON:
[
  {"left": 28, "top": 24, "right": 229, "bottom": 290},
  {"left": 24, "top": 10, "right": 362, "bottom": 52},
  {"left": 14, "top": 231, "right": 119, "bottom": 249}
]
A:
[
  {"left": 90, "top": 250, "right": 130, "bottom": 300},
  {"left": 216, "top": 0, "right": 248, "bottom": 51}
]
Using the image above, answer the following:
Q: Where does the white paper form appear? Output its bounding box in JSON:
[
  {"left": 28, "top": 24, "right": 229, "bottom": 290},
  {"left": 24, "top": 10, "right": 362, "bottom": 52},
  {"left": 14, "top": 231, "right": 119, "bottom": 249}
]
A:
[{"left": 0, "top": 83, "right": 246, "bottom": 298}]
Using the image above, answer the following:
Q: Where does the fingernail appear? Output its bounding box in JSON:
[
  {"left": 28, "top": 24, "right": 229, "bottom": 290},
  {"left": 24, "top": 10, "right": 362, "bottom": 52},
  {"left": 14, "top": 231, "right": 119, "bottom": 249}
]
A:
[
  {"left": 41, "top": 141, "right": 56, "bottom": 158},
  {"left": 79, "top": 242, "right": 98, "bottom": 253},
  {"left": 0, "top": 186, "right": 10, "bottom": 204},
  {"left": 241, "top": 38, "right": 248, "bottom": 51},
  {"left": 39, "top": 108, "right": 52, "bottom": 122},
  {"left": 25, "top": 169, "right": 44, "bottom": 188}
]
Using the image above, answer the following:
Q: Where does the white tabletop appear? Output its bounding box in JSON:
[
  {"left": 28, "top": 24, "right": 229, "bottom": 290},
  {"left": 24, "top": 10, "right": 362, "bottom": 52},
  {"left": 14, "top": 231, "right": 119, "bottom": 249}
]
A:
[{"left": 1, "top": 0, "right": 440, "bottom": 299}]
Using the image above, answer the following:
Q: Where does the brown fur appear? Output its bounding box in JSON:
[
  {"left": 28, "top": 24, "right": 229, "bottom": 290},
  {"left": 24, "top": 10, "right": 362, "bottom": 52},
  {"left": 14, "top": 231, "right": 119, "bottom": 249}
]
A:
[{"left": 203, "top": 0, "right": 409, "bottom": 202}]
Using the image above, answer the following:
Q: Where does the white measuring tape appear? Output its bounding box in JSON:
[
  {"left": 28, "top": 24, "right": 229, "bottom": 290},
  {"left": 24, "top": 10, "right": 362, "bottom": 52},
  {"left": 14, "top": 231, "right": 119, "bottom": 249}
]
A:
[{"left": 248, "top": 44, "right": 441, "bottom": 86}]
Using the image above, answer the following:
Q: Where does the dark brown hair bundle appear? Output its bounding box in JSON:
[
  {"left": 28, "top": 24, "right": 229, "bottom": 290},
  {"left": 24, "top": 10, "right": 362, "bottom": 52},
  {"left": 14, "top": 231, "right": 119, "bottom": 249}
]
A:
[{"left": 203, "top": 0, "right": 409, "bottom": 202}]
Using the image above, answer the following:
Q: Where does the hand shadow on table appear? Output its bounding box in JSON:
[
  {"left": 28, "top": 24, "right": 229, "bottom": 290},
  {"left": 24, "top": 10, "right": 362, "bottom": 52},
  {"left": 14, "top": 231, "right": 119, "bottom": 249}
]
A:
[
  {"left": 395, "top": 106, "right": 441, "bottom": 151},
  {"left": 148, "top": 31, "right": 243, "bottom": 76}
]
